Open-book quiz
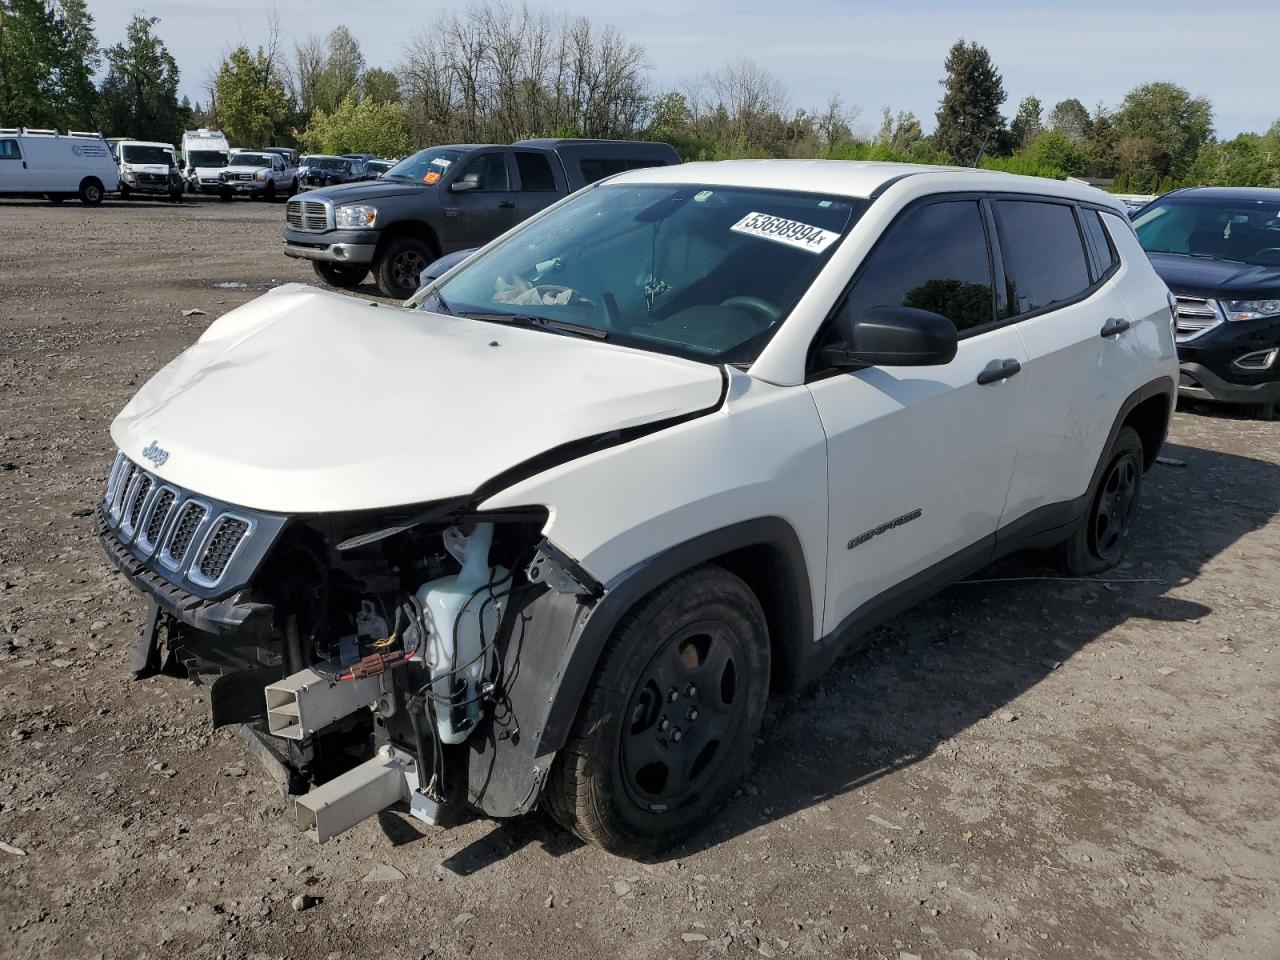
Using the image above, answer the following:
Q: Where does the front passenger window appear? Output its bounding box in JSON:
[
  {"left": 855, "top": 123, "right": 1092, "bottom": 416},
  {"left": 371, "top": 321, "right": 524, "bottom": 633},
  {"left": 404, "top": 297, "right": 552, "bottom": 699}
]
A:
[
  {"left": 846, "top": 200, "right": 995, "bottom": 333},
  {"left": 0, "top": 139, "right": 20, "bottom": 160},
  {"left": 459, "top": 152, "right": 510, "bottom": 191}
]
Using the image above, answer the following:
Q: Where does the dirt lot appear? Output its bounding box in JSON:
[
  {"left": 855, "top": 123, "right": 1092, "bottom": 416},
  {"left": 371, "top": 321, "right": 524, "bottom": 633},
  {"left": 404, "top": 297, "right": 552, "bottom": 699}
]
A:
[{"left": 1, "top": 197, "right": 1278, "bottom": 960}]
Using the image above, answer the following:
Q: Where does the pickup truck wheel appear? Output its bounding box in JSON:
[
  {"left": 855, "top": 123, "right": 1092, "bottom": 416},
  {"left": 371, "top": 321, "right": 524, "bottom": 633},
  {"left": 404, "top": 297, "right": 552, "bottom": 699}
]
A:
[
  {"left": 78, "top": 178, "right": 104, "bottom": 205},
  {"left": 312, "top": 261, "right": 370, "bottom": 289},
  {"left": 543, "top": 564, "right": 770, "bottom": 856},
  {"left": 264, "top": 182, "right": 276, "bottom": 201},
  {"left": 374, "top": 238, "right": 433, "bottom": 299},
  {"left": 1059, "top": 426, "right": 1143, "bottom": 575}
]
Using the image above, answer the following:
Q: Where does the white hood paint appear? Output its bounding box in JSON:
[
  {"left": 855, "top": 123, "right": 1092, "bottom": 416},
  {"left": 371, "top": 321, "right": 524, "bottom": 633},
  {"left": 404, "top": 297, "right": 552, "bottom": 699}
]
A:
[{"left": 111, "top": 284, "right": 724, "bottom": 513}]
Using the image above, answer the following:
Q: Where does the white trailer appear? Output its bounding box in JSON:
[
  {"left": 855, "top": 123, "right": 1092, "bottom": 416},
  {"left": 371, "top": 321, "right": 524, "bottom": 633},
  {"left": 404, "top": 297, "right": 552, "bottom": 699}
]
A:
[{"left": 0, "top": 128, "right": 119, "bottom": 205}]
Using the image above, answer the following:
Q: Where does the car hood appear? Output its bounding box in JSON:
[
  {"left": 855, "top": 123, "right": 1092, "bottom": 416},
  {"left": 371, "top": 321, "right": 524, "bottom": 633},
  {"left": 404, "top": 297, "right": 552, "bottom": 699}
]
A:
[
  {"left": 298, "top": 180, "right": 431, "bottom": 203},
  {"left": 1148, "top": 252, "right": 1280, "bottom": 299},
  {"left": 110, "top": 284, "right": 724, "bottom": 513},
  {"left": 124, "top": 163, "right": 171, "bottom": 174},
  {"left": 223, "top": 164, "right": 267, "bottom": 175}
]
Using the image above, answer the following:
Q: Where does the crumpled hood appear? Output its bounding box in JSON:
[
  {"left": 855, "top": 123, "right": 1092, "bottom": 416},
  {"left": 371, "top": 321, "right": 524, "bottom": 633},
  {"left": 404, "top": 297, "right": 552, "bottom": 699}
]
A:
[
  {"left": 223, "top": 163, "right": 268, "bottom": 176},
  {"left": 1149, "top": 252, "right": 1280, "bottom": 299},
  {"left": 111, "top": 284, "right": 724, "bottom": 513},
  {"left": 123, "top": 163, "right": 170, "bottom": 175}
]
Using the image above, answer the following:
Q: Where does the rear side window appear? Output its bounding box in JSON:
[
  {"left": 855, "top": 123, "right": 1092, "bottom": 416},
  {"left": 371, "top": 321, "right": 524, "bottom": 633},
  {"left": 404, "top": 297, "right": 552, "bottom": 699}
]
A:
[
  {"left": 994, "top": 200, "right": 1092, "bottom": 315},
  {"left": 579, "top": 157, "right": 627, "bottom": 184},
  {"left": 514, "top": 151, "right": 556, "bottom": 191},
  {"left": 1080, "top": 209, "right": 1119, "bottom": 279},
  {"left": 846, "top": 200, "right": 995, "bottom": 333},
  {"left": 0, "top": 139, "right": 20, "bottom": 160}
]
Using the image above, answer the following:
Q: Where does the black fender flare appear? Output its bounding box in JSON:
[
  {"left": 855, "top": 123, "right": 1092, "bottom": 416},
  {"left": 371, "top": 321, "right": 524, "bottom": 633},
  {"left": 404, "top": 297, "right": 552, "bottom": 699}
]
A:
[{"left": 466, "top": 517, "right": 813, "bottom": 817}]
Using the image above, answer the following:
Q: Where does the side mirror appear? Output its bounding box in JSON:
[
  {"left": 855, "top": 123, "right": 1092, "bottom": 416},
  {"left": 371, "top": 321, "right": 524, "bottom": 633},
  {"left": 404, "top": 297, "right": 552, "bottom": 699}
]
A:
[
  {"left": 821, "top": 305, "right": 958, "bottom": 368},
  {"left": 450, "top": 172, "right": 482, "bottom": 192}
]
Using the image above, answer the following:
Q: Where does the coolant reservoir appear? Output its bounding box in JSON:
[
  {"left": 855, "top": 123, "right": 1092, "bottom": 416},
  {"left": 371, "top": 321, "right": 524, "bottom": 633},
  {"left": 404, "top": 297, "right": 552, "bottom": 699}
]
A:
[{"left": 414, "top": 523, "right": 507, "bottom": 744}]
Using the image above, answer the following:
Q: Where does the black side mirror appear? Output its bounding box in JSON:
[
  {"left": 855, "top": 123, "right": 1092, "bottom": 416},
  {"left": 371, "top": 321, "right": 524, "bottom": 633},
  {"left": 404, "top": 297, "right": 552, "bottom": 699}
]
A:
[
  {"left": 451, "top": 172, "right": 482, "bottom": 192},
  {"left": 822, "top": 305, "right": 958, "bottom": 368}
]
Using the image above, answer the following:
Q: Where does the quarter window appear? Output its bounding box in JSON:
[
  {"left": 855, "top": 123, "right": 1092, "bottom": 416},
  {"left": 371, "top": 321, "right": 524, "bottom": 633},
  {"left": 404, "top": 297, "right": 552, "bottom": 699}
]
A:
[
  {"left": 514, "top": 151, "right": 557, "bottom": 191},
  {"left": 0, "top": 139, "right": 21, "bottom": 160},
  {"left": 1080, "top": 208, "right": 1119, "bottom": 279},
  {"left": 994, "top": 200, "right": 1092, "bottom": 315},
  {"left": 846, "top": 200, "right": 996, "bottom": 333},
  {"left": 458, "top": 152, "right": 510, "bottom": 192}
]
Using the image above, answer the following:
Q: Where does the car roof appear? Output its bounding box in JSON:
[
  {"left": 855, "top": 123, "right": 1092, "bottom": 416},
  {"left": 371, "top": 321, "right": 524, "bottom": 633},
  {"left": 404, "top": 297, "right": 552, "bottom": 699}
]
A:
[
  {"left": 608, "top": 159, "right": 1127, "bottom": 209},
  {"left": 119, "top": 140, "right": 174, "bottom": 150},
  {"left": 1161, "top": 186, "right": 1280, "bottom": 203}
]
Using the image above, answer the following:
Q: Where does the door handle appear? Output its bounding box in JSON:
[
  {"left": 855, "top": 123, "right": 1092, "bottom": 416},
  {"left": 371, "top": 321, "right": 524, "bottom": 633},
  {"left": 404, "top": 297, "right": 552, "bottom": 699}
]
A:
[
  {"left": 1100, "top": 316, "right": 1131, "bottom": 338},
  {"left": 497, "top": 200, "right": 515, "bottom": 208},
  {"left": 976, "top": 358, "right": 1022, "bottom": 385}
]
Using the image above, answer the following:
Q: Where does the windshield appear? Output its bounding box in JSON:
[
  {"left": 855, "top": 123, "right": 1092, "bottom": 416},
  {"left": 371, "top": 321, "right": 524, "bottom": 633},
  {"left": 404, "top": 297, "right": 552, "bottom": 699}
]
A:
[
  {"left": 231, "top": 153, "right": 274, "bottom": 168},
  {"left": 188, "top": 150, "right": 227, "bottom": 167},
  {"left": 429, "top": 183, "right": 865, "bottom": 364},
  {"left": 308, "top": 157, "right": 350, "bottom": 172},
  {"left": 1133, "top": 195, "right": 1280, "bottom": 266},
  {"left": 121, "top": 145, "right": 173, "bottom": 165},
  {"left": 383, "top": 148, "right": 464, "bottom": 184}
]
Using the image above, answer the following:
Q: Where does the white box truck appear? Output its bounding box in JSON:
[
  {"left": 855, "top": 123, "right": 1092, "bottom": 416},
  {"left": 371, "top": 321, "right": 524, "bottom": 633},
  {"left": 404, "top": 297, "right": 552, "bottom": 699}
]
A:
[
  {"left": 181, "top": 128, "right": 231, "bottom": 195},
  {"left": 0, "top": 128, "right": 119, "bottom": 205}
]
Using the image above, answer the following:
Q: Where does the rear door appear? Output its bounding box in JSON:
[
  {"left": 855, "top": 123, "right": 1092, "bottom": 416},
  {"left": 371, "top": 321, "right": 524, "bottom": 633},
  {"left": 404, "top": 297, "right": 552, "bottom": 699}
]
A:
[
  {"left": 513, "top": 150, "right": 564, "bottom": 220},
  {"left": 809, "top": 197, "right": 1028, "bottom": 634},
  {"left": 996, "top": 198, "right": 1131, "bottom": 525},
  {"left": 0, "top": 138, "right": 29, "bottom": 192},
  {"left": 442, "top": 150, "right": 520, "bottom": 251}
]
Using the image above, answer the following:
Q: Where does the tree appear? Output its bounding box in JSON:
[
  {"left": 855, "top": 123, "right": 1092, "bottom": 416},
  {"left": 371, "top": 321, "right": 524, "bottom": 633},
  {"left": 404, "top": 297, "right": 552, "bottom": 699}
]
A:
[
  {"left": 298, "top": 94, "right": 409, "bottom": 156},
  {"left": 1113, "top": 81, "right": 1212, "bottom": 180},
  {"left": 814, "top": 94, "right": 856, "bottom": 156},
  {"left": 875, "top": 106, "right": 925, "bottom": 153},
  {"left": 214, "top": 43, "right": 290, "bottom": 146},
  {"left": 96, "top": 14, "right": 185, "bottom": 142},
  {"left": 289, "top": 34, "right": 324, "bottom": 114},
  {"left": 314, "top": 26, "right": 364, "bottom": 114},
  {"left": 0, "top": 0, "right": 61, "bottom": 126},
  {"left": 52, "top": 0, "right": 98, "bottom": 129},
  {"left": 1046, "top": 98, "right": 1091, "bottom": 143},
  {"left": 360, "top": 67, "right": 399, "bottom": 104},
  {"left": 1010, "top": 95, "right": 1042, "bottom": 150},
  {"left": 933, "top": 39, "right": 1007, "bottom": 165}
]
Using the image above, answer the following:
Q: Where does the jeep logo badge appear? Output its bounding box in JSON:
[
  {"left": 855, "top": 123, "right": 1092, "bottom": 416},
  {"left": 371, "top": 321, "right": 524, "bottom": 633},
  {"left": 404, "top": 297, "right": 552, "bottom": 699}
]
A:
[{"left": 141, "top": 441, "right": 169, "bottom": 467}]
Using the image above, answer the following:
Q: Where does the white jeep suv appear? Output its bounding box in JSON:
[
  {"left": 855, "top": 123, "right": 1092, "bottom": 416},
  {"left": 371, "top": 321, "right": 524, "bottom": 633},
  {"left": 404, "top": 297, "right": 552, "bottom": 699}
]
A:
[{"left": 97, "top": 161, "right": 1177, "bottom": 855}]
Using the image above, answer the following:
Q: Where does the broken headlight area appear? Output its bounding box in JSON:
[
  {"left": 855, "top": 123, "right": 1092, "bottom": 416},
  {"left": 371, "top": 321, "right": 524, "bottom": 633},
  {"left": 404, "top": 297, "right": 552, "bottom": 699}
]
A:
[{"left": 97, "top": 454, "right": 585, "bottom": 840}]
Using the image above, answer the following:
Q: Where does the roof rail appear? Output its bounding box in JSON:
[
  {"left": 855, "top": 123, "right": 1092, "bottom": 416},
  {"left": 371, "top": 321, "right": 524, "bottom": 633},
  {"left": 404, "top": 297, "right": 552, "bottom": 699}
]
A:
[
  {"left": 68, "top": 130, "right": 104, "bottom": 139},
  {"left": 23, "top": 128, "right": 59, "bottom": 137},
  {"left": 0, "top": 128, "right": 20, "bottom": 136}
]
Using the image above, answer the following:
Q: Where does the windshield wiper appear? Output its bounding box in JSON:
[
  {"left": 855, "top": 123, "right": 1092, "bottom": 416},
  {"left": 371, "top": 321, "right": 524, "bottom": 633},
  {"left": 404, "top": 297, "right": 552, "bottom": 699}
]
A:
[{"left": 459, "top": 312, "right": 608, "bottom": 340}]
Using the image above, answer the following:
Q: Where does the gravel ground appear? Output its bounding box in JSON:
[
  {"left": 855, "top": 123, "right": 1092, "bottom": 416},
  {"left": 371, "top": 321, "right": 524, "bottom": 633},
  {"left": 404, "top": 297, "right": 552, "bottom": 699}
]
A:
[{"left": 1, "top": 197, "right": 1278, "bottom": 960}]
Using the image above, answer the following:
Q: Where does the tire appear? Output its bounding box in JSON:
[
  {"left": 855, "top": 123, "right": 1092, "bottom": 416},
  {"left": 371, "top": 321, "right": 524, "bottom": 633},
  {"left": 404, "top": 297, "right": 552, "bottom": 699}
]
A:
[
  {"left": 1250, "top": 401, "right": 1278, "bottom": 421},
  {"left": 542, "top": 564, "right": 770, "bottom": 857},
  {"left": 1059, "top": 425, "right": 1144, "bottom": 575},
  {"left": 219, "top": 189, "right": 233, "bottom": 202},
  {"left": 312, "top": 261, "right": 370, "bottom": 289},
  {"left": 288, "top": 178, "right": 299, "bottom": 197},
  {"left": 264, "top": 181, "right": 276, "bottom": 201},
  {"left": 78, "top": 178, "right": 103, "bottom": 205},
  {"left": 119, "top": 183, "right": 132, "bottom": 199},
  {"left": 373, "top": 237, "right": 434, "bottom": 299}
]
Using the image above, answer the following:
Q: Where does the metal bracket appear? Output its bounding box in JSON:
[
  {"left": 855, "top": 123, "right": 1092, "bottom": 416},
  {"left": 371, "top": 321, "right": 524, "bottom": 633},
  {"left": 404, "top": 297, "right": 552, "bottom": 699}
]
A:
[{"left": 525, "top": 539, "right": 603, "bottom": 600}]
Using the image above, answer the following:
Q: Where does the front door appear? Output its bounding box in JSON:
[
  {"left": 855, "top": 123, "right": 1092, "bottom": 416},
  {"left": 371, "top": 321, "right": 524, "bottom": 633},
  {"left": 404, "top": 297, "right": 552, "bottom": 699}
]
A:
[
  {"left": 442, "top": 151, "right": 520, "bottom": 252},
  {"left": 808, "top": 197, "right": 1027, "bottom": 635},
  {"left": 0, "top": 138, "right": 29, "bottom": 193}
]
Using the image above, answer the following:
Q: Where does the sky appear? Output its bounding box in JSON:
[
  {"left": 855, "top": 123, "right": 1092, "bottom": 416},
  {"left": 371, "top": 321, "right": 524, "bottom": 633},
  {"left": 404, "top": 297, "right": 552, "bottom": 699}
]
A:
[{"left": 88, "top": 0, "right": 1279, "bottom": 139}]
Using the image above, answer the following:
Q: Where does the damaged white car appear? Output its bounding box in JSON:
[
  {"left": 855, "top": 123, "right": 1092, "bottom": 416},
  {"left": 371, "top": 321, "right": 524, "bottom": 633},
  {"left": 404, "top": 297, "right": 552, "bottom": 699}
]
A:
[{"left": 98, "top": 161, "right": 1177, "bottom": 855}]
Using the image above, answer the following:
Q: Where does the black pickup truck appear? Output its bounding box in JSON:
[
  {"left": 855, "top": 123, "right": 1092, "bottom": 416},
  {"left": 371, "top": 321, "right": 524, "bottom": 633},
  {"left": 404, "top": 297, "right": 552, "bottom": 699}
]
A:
[{"left": 282, "top": 138, "right": 681, "bottom": 298}]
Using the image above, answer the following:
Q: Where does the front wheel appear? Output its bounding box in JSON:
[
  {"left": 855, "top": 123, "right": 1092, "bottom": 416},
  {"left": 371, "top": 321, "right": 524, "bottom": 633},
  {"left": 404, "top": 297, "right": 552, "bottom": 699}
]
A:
[
  {"left": 542, "top": 565, "right": 770, "bottom": 857},
  {"left": 1059, "top": 425, "right": 1144, "bottom": 575},
  {"left": 373, "top": 237, "right": 433, "bottom": 299},
  {"left": 78, "top": 178, "right": 103, "bottom": 205},
  {"left": 312, "top": 261, "right": 370, "bottom": 289}
]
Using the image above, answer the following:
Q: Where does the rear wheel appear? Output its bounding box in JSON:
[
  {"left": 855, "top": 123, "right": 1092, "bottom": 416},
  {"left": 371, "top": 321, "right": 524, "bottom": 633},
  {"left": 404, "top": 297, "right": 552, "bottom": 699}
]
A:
[
  {"left": 543, "top": 565, "right": 770, "bottom": 856},
  {"left": 78, "top": 178, "right": 103, "bottom": 205},
  {"left": 312, "top": 261, "right": 370, "bottom": 289},
  {"left": 1059, "top": 426, "right": 1144, "bottom": 575},
  {"left": 373, "top": 237, "right": 433, "bottom": 299}
]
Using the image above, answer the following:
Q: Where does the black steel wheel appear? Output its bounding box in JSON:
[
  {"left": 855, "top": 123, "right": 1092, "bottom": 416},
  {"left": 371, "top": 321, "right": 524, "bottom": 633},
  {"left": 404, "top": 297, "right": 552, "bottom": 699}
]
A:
[
  {"left": 1060, "top": 425, "right": 1144, "bottom": 574},
  {"left": 374, "top": 237, "right": 433, "bottom": 299},
  {"left": 312, "top": 261, "right": 370, "bottom": 289},
  {"left": 543, "top": 564, "right": 769, "bottom": 856}
]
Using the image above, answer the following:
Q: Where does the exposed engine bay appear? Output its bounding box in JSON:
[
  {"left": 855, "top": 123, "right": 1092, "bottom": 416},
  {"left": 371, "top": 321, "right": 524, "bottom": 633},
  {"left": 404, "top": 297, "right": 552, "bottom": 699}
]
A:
[{"left": 97, "top": 451, "right": 601, "bottom": 842}]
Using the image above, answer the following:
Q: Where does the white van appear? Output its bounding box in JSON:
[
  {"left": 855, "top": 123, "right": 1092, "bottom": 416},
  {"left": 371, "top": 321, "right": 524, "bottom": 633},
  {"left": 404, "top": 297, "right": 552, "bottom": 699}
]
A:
[
  {"left": 0, "top": 128, "right": 119, "bottom": 205},
  {"left": 117, "top": 140, "right": 182, "bottom": 201},
  {"left": 181, "top": 128, "right": 231, "bottom": 195}
]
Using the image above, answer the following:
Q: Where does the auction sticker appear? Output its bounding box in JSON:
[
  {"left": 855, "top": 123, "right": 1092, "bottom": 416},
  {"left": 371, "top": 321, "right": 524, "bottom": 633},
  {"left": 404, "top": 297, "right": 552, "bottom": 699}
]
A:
[{"left": 730, "top": 212, "right": 839, "bottom": 253}]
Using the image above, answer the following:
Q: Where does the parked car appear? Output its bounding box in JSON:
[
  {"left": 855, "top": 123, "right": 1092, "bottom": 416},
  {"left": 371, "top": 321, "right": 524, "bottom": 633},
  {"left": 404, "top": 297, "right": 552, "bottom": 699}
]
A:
[
  {"left": 296, "top": 155, "right": 366, "bottom": 192},
  {"left": 217, "top": 149, "right": 297, "bottom": 201},
  {"left": 1132, "top": 186, "right": 1280, "bottom": 418},
  {"left": 261, "top": 146, "right": 299, "bottom": 168},
  {"left": 181, "top": 128, "right": 231, "bottom": 195},
  {"left": 99, "top": 160, "right": 1176, "bottom": 855},
  {"left": 0, "top": 127, "right": 118, "bottom": 204},
  {"left": 283, "top": 138, "right": 681, "bottom": 298},
  {"left": 116, "top": 140, "right": 182, "bottom": 201},
  {"left": 363, "top": 158, "right": 395, "bottom": 178}
]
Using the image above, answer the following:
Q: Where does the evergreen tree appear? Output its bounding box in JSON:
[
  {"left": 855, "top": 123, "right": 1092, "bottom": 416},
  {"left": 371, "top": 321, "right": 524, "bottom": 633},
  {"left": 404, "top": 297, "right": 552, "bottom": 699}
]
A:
[
  {"left": 933, "top": 39, "right": 1007, "bottom": 165},
  {"left": 214, "top": 44, "right": 290, "bottom": 146},
  {"left": 97, "top": 15, "right": 184, "bottom": 143},
  {"left": 1010, "top": 95, "right": 1042, "bottom": 150},
  {"left": 52, "top": 0, "right": 98, "bottom": 129},
  {"left": 0, "top": 0, "right": 61, "bottom": 126}
]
